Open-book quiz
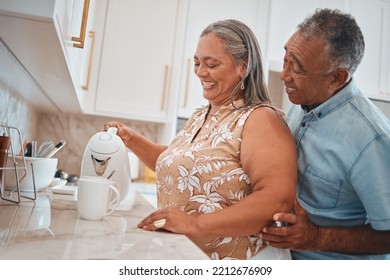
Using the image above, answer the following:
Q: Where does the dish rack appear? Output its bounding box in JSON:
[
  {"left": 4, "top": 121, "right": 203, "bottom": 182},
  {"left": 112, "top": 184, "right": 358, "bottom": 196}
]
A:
[{"left": 0, "top": 123, "right": 37, "bottom": 203}]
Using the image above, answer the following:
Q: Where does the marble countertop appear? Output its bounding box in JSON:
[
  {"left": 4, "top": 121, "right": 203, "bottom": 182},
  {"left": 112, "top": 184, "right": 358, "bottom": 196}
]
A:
[{"left": 0, "top": 184, "right": 209, "bottom": 260}]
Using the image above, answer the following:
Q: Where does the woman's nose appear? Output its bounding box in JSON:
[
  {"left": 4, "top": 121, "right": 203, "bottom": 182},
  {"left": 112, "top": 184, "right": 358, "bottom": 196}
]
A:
[{"left": 195, "top": 65, "right": 207, "bottom": 77}]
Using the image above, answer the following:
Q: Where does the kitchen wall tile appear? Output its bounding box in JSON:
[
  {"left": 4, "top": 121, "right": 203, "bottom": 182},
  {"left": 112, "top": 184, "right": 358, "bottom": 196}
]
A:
[{"left": 0, "top": 82, "right": 38, "bottom": 152}]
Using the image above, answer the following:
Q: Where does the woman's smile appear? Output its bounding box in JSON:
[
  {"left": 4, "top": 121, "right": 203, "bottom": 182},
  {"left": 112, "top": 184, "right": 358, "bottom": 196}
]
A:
[{"left": 201, "top": 81, "right": 216, "bottom": 89}]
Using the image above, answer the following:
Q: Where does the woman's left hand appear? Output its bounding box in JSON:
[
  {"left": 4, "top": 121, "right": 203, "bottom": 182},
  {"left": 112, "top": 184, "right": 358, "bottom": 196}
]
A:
[{"left": 138, "top": 207, "right": 200, "bottom": 235}]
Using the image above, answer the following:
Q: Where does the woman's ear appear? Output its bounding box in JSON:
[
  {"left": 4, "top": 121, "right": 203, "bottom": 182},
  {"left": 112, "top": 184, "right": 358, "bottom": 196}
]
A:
[{"left": 239, "top": 63, "right": 247, "bottom": 79}]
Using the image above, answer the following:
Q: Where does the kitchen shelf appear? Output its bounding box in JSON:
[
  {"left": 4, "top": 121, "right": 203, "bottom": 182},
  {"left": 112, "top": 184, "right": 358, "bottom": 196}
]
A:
[{"left": 0, "top": 123, "right": 37, "bottom": 203}]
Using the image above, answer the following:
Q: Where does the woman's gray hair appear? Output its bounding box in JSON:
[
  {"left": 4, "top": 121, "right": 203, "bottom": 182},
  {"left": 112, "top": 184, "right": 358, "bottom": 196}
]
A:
[
  {"left": 297, "top": 8, "right": 365, "bottom": 75},
  {"left": 200, "top": 19, "right": 271, "bottom": 109}
]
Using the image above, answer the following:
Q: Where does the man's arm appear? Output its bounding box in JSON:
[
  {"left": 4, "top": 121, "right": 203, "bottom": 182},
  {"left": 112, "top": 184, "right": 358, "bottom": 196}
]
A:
[{"left": 261, "top": 199, "right": 390, "bottom": 255}]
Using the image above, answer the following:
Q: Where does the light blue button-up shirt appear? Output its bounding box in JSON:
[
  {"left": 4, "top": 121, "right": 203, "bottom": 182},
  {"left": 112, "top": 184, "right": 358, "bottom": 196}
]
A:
[{"left": 287, "top": 78, "right": 390, "bottom": 260}]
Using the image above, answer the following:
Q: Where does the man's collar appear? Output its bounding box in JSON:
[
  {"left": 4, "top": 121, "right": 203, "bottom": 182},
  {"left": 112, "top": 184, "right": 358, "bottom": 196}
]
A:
[{"left": 301, "top": 78, "right": 357, "bottom": 116}]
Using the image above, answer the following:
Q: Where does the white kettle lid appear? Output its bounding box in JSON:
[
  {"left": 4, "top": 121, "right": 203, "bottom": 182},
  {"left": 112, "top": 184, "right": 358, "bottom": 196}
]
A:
[{"left": 87, "top": 131, "right": 123, "bottom": 154}]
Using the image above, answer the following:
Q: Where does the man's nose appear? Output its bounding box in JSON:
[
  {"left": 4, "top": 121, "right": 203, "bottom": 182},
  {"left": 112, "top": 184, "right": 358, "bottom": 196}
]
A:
[{"left": 280, "top": 66, "right": 292, "bottom": 82}]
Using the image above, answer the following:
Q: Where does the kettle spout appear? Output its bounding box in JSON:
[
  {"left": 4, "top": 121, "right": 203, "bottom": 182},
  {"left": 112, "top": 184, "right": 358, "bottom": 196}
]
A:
[{"left": 91, "top": 154, "right": 111, "bottom": 176}]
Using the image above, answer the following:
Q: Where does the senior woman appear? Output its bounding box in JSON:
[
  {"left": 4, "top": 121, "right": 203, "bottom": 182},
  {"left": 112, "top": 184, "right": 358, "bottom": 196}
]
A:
[{"left": 105, "top": 19, "right": 297, "bottom": 260}]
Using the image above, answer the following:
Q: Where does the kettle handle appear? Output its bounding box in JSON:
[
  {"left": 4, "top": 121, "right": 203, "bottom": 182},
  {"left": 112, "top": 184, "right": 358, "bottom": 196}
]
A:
[{"left": 107, "top": 127, "right": 118, "bottom": 135}]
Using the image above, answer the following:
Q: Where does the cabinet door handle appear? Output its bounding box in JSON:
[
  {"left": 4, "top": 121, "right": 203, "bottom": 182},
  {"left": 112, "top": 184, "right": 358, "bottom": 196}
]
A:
[
  {"left": 71, "top": 0, "right": 91, "bottom": 49},
  {"left": 161, "top": 65, "right": 169, "bottom": 111},
  {"left": 183, "top": 58, "right": 191, "bottom": 107},
  {"left": 82, "top": 31, "right": 95, "bottom": 91}
]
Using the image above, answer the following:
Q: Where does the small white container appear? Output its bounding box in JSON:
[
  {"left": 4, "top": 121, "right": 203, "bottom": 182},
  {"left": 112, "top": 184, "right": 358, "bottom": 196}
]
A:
[
  {"left": 49, "top": 177, "right": 67, "bottom": 188},
  {"left": 5, "top": 156, "right": 58, "bottom": 192}
]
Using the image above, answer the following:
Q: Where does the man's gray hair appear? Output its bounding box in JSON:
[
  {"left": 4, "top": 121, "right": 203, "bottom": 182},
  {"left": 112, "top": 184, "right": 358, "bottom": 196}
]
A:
[{"left": 297, "top": 8, "right": 365, "bottom": 75}]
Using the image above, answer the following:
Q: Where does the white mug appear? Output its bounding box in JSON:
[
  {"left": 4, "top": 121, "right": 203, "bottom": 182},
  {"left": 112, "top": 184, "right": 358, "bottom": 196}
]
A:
[{"left": 77, "top": 176, "right": 121, "bottom": 221}]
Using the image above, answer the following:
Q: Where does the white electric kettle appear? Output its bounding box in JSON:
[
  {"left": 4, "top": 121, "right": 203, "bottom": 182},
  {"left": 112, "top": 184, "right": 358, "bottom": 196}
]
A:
[{"left": 80, "top": 127, "right": 131, "bottom": 204}]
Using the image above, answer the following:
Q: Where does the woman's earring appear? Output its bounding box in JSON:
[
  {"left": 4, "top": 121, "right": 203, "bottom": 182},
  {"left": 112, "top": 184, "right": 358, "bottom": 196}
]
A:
[{"left": 240, "top": 82, "right": 245, "bottom": 90}]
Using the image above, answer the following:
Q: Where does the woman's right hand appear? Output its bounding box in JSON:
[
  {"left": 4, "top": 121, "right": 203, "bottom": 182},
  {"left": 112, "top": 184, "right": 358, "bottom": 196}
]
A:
[
  {"left": 105, "top": 121, "right": 167, "bottom": 171},
  {"left": 104, "top": 121, "right": 135, "bottom": 148}
]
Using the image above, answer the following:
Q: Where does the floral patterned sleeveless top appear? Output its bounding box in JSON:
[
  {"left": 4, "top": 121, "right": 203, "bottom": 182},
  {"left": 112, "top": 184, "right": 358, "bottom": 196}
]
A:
[{"left": 155, "top": 99, "right": 270, "bottom": 259}]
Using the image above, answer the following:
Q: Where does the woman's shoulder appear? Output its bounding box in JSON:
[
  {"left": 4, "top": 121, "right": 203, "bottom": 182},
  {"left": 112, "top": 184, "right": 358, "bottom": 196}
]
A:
[
  {"left": 245, "top": 104, "right": 289, "bottom": 132},
  {"left": 251, "top": 104, "right": 286, "bottom": 122}
]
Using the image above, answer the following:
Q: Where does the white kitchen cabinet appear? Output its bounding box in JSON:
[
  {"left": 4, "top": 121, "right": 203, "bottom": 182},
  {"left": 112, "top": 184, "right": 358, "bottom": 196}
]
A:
[
  {"left": 176, "top": 0, "right": 267, "bottom": 119},
  {"left": 92, "top": 0, "right": 180, "bottom": 123},
  {"left": 0, "top": 0, "right": 96, "bottom": 114},
  {"left": 55, "top": 0, "right": 95, "bottom": 91},
  {"left": 76, "top": 0, "right": 106, "bottom": 113},
  {"left": 350, "top": 0, "right": 390, "bottom": 101}
]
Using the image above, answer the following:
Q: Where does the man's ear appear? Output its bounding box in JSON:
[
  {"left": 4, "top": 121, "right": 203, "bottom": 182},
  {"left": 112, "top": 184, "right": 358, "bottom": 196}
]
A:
[{"left": 330, "top": 68, "right": 349, "bottom": 91}]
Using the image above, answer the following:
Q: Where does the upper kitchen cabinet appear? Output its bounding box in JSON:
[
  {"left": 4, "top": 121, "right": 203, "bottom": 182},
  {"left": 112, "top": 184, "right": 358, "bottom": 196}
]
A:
[
  {"left": 176, "top": 0, "right": 269, "bottom": 119},
  {"left": 91, "top": 0, "right": 180, "bottom": 123},
  {"left": 56, "top": 0, "right": 97, "bottom": 94},
  {"left": 350, "top": 0, "right": 390, "bottom": 102},
  {"left": 0, "top": 0, "right": 96, "bottom": 114}
]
